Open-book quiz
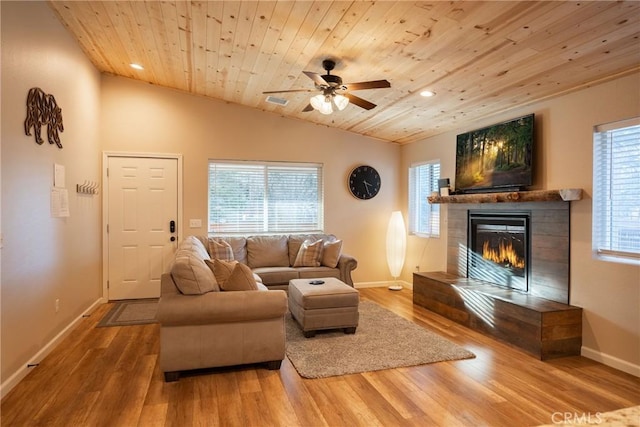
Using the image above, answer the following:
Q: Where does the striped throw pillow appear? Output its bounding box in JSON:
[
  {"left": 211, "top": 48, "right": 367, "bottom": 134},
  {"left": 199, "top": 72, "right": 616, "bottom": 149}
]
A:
[
  {"left": 208, "top": 239, "right": 234, "bottom": 261},
  {"left": 293, "top": 239, "right": 324, "bottom": 267}
]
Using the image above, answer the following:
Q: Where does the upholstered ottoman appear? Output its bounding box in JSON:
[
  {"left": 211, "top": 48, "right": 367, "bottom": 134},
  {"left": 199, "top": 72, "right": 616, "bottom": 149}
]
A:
[{"left": 288, "top": 277, "right": 359, "bottom": 338}]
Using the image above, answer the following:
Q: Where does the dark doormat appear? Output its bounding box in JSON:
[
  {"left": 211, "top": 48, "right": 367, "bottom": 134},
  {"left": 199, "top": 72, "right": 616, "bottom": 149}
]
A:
[{"left": 97, "top": 299, "right": 158, "bottom": 327}]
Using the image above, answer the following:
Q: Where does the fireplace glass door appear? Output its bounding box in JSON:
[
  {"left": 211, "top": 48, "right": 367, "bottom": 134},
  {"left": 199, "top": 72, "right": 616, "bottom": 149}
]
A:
[{"left": 468, "top": 212, "right": 530, "bottom": 292}]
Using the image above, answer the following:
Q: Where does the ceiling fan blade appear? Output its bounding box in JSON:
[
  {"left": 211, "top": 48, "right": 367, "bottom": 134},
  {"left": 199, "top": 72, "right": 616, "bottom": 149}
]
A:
[
  {"left": 303, "top": 71, "right": 329, "bottom": 87},
  {"left": 343, "top": 80, "right": 391, "bottom": 91},
  {"left": 262, "top": 89, "right": 314, "bottom": 94},
  {"left": 302, "top": 103, "right": 314, "bottom": 112},
  {"left": 345, "top": 93, "right": 377, "bottom": 110}
]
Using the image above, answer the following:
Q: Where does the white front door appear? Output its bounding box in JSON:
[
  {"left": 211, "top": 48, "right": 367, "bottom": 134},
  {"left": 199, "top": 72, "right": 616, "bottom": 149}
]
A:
[{"left": 106, "top": 156, "right": 179, "bottom": 300}]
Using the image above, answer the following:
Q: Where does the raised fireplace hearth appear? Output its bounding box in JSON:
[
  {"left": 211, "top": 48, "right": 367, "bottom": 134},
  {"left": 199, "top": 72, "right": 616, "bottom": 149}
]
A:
[{"left": 413, "top": 272, "right": 582, "bottom": 360}]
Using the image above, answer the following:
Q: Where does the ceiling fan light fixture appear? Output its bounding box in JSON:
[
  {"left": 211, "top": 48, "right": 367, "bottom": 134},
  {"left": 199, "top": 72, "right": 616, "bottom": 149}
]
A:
[
  {"left": 268, "top": 59, "right": 389, "bottom": 114},
  {"left": 310, "top": 94, "right": 333, "bottom": 115},
  {"left": 333, "top": 94, "right": 349, "bottom": 111},
  {"left": 129, "top": 63, "right": 144, "bottom": 70},
  {"left": 420, "top": 90, "right": 435, "bottom": 97}
]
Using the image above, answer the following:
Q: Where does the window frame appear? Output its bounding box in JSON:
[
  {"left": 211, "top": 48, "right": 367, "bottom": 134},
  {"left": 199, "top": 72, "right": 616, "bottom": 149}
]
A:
[
  {"left": 207, "top": 160, "right": 324, "bottom": 235},
  {"left": 408, "top": 160, "right": 441, "bottom": 238},
  {"left": 592, "top": 117, "right": 640, "bottom": 265}
]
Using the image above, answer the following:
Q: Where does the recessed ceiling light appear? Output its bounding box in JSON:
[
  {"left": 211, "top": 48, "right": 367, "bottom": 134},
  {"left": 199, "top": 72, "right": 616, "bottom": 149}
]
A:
[
  {"left": 420, "top": 90, "right": 435, "bottom": 97},
  {"left": 130, "top": 63, "right": 144, "bottom": 70}
]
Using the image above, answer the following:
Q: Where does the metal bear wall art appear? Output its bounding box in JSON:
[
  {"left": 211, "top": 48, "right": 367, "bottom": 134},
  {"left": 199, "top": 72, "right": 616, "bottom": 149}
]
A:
[{"left": 24, "top": 87, "right": 64, "bottom": 149}]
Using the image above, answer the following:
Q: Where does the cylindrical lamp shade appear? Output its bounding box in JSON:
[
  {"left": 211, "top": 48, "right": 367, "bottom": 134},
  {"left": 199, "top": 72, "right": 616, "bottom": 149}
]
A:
[{"left": 386, "top": 211, "right": 406, "bottom": 278}]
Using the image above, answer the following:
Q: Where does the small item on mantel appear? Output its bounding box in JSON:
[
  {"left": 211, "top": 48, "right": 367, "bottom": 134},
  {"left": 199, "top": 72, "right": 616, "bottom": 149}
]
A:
[{"left": 559, "top": 189, "right": 582, "bottom": 201}]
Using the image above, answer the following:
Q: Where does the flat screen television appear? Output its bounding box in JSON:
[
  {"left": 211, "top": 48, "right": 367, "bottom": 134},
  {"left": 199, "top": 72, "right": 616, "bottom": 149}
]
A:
[{"left": 455, "top": 114, "right": 534, "bottom": 193}]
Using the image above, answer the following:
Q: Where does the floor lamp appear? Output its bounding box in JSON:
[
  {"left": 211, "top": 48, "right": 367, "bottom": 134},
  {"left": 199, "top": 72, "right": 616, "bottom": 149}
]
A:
[{"left": 386, "top": 211, "right": 406, "bottom": 291}]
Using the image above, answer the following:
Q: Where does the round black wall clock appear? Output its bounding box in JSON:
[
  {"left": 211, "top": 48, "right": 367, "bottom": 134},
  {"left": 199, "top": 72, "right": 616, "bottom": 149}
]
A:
[{"left": 349, "top": 165, "right": 381, "bottom": 200}]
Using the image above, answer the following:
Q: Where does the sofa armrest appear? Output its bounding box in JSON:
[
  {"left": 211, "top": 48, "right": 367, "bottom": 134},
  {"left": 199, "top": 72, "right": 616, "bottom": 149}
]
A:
[
  {"left": 337, "top": 253, "right": 358, "bottom": 286},
  {"left": 158, "top": 275, "right": 287, "bottom": 327}
]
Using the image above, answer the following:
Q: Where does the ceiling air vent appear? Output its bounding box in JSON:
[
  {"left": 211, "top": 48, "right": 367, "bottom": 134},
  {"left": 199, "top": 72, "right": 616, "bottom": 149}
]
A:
[{"left": 265, "top": 95, "right": 289, "bottom": 106}]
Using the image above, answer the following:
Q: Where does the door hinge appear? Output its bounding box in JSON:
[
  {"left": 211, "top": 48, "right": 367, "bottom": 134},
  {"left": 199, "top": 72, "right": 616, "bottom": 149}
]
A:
[
  {"left": 107, "top": 280, "right": 110, "bottom": 289},
  {"left": 106, "top": 224, "right": 109, "bottom": 233},
  {"left": 106, "top": 168, "right": 109, "bottom": 177}
]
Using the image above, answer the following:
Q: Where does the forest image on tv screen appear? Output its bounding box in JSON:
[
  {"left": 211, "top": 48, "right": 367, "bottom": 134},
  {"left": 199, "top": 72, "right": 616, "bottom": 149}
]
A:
[{"left": 455, "top": 114, "right": 533, "bottom": 191}]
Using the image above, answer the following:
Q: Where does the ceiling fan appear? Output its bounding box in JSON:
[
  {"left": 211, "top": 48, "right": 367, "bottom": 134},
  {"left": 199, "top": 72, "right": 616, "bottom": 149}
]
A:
[{"left": 263, "top": 59, "right": 391, "bottom": 115}]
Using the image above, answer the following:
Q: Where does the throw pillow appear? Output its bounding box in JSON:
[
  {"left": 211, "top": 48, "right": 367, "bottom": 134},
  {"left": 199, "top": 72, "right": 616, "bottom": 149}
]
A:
[
  {"left": 322, "top": 239, "right": 343, "bottom": 268},
  {"left": 208, "top": 239, "right": 234, "bottom": 261},
  {"left": 221, "top": 262, "right": 259, "bottom": 291},
  {"left": 206, "top": 258, "right": 237, "bottom": 287},
  {"left": 171, "top": 255, "right": 219, "bottom": 294},
  {"left": 293, "top": 239, "right": 324, "bottom": 267},
  {"left": 288, "top": 234, "right": 320, "bottom": 266}
]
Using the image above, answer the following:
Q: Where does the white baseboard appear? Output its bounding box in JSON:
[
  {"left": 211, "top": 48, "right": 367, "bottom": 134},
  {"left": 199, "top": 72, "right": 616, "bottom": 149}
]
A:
[
  {"left": 354, "top": 280, "right": 412, "bottom": 290},
  {"left": 581, "top": 346, "right": 640, "bottom": 377},
  {"left": 0, "top": 297, "right": 106, "bottom": 400}
]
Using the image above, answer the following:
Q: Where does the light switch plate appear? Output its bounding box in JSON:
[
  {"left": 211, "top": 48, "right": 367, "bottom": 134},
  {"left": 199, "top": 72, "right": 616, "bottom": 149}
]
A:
[{"left": 189, "top": 219, "right": 202, "bottom": 228}]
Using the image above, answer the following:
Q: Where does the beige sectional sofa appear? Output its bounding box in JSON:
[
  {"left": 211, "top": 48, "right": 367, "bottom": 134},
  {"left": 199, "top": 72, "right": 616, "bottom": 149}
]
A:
[
  {"left": 194, "top": 233, "right": 357, "bottom": 290},
  {"left": 157, "top": 234, "right": 357, "bottom": 381}
]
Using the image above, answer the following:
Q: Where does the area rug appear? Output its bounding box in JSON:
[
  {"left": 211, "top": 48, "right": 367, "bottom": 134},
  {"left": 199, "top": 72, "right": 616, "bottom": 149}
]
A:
[
  {"left": 285, "top": 300, "right": 475, "bottom": 378},
  {"left": 97, "top": 299, "right": 158, "bottom": 327}
]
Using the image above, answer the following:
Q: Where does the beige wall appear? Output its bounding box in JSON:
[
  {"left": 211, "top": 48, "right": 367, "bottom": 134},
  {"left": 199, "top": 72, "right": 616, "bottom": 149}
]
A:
[
  {"left": 100, "top": 75, "right": 401, "bottom": 285},
  {"left": 401, "top": 72, "right": 640, "bottom": 373},
  {"left": 1, "top": 1, "right": 102, "bottom": 388}
]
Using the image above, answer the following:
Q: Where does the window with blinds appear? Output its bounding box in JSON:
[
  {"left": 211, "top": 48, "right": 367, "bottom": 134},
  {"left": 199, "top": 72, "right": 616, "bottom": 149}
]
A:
[
  {"left": 409, "top": 161, "right": 440, "bottom": 237},
  {"left": 208, "top": 161, "right": 323, "bottom": 234},
  {"left": 592, "top": 117, "right": 640, "bottom": 264}
]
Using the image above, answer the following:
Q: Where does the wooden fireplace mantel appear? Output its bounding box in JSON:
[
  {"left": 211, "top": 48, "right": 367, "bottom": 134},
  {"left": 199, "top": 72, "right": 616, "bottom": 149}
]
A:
[{"left": 428, "top": 188, "right": 583, "bottom": 204}]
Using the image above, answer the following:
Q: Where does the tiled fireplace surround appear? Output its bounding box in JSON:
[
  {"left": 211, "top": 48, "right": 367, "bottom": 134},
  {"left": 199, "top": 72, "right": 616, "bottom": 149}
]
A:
[
  {"left": 413, "top": 195, "right": 583, "bottom": 359},
  {"left": 447, "top": 201, "right": 570, "bottom": 304}
]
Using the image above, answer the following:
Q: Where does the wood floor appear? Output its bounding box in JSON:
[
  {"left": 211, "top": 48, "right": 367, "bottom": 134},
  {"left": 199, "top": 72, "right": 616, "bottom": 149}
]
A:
[{"left": 2, "top": 288, "right": 639, "bottom": 427}]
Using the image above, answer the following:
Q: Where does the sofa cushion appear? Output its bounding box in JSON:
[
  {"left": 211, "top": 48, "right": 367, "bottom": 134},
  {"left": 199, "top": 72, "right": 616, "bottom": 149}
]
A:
[
  {"left": 247, "top": 235, "right": 289, "bottom": 268},
  {"left": 181, "top": 236, "right": 211, "bottom": 260},
  {"left": 224, "top": 237, "right": 248, "bottom": 264},
  {"left": 171, "top": 255, "right": 218, "bottom": 294},
  {"left": 293, "top": 239, "right": 324, "bottom": 267},
  {"left": 322, "top": 239, "right": 342, "bottom": 268},
  {"left": 252, "top": 267, "right": 300, "bottom": 285},
  {"left": 297, "top": 267, "right": 341, "bottom": 280},
  {"left": 222, "top": 263, "right": 259, "bottom": 291},
  {"left": 208, "top": 239, "right": 234, "bottom": 261}
]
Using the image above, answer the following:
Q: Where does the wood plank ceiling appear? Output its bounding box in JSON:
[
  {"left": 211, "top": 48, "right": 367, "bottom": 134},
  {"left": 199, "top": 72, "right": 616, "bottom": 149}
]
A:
[{"left": 48, "top": 1, "right": 640, "bottom": 144}]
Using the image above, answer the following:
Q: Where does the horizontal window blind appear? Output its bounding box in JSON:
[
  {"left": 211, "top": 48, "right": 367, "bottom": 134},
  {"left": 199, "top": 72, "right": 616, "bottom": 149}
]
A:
[
  {"left": 409, "top": 161, "right": 440, "bottom": 237},
  {"left": 208, "top": 161, "right": 323, "bottom": 234},
  {"left": 593, "top": 118, "right": 640, "bottom": 263}
]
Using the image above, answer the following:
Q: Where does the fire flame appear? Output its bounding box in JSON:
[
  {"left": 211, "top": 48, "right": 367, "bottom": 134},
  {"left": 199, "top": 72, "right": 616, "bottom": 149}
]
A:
[{"left": 482, "top": 240, "right": 524, "bottom": 268}]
